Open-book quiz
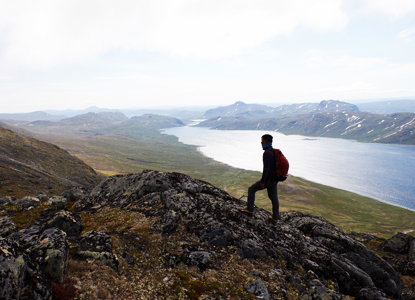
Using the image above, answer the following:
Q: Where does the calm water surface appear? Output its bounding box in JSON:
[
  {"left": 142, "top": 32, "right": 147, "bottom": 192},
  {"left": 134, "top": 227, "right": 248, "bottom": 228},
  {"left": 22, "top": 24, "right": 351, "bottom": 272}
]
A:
[{"left": 162, "top": 126, "right": 415, "bottom": 211}]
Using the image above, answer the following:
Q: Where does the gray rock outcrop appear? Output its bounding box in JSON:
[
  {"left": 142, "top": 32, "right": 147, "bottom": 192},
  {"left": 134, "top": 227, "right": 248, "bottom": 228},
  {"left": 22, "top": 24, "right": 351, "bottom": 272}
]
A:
[{"left": 78, "top": 170, "right": 403, "bottom": 299}]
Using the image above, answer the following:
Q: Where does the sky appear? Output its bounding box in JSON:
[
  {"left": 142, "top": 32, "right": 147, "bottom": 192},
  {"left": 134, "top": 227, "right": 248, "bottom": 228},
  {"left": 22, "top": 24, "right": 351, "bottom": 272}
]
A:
[{"left": 0, "top": 0, "right": 415, "bottom": 113}]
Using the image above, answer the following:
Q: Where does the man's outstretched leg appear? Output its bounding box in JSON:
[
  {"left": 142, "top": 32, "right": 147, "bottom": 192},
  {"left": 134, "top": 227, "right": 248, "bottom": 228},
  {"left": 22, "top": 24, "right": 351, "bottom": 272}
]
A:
[{"left": 241, "top": 181, "right": 263, "bottom": 215}]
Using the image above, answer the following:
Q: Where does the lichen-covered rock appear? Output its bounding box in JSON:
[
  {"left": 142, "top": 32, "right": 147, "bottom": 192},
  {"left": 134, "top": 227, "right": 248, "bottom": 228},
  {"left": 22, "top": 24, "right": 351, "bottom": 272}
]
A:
[
  {"left": 78, "top": 230, "right": 118, "bottom": 270},
  {"left": 46, "top": 196, "right": 68, "bottom": 208},
  {"left": 238, "top": 239, "right": 266, "bottom": 259},
  {"left": 0, "top": 237, "right": 26, "bottom": 300},
  {"left": 80, "top": 230, "right": 112, "bottom": 253},
  {"left": 16, "top": 196, "right": 40, "bottom": 209},
  {"left": 77, "top": 250, "right": 118, "bottom": 270},
  {"left": 46, "top": 210, "right": 82, "bottom": 237},
  {"left": 1, "top": 224, "right": 68, "bottom": 299},
  {"left": 9, "top": 225, "right": 43, "bottom": 249},
  {"left": 0, "top": 216, "right": 17, "bottom": 237},
  {"left": 283, "top": 211, "right": 402, "bottom": 298},
  {"left": 28, "top": 228, "right": 68, "bottom": 283},
  {"left": 184, "top": 251, "right": 212, "bottom": 270},
  {"left": 245, "top": 279, "right": 270, "bottom": 300},
  {"left": 68, "top": 170, "right": 405, "bottom": 299}
]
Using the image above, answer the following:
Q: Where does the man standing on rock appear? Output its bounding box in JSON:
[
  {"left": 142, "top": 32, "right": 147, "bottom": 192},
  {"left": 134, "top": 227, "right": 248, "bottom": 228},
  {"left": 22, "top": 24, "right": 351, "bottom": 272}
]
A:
[{"left": 240, "top": 134, "right": 280, "bottom": 221}]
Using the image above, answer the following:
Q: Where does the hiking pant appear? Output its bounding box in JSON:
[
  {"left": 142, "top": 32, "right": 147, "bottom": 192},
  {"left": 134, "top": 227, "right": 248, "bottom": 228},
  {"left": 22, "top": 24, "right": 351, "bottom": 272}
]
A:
[{"left": 247, "top": 181, "right": 279, "bottom": 219}]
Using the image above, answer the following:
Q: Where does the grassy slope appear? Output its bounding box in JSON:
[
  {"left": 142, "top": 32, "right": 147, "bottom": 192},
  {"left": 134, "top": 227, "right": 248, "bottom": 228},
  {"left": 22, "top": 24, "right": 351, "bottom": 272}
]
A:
[
  {"left": 0, "top": 126, "right": 102, "bottom": 197},
  {"left": 30, "top": 123, "right": 415, "bottom": 238}
]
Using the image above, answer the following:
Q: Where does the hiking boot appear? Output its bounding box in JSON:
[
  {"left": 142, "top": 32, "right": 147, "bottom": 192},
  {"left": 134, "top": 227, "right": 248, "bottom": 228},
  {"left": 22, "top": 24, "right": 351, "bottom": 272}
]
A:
[
  {"left": 268, "top": 216, "right": 280, "bottom": 223},
  {"left": 240, "top": 209, "right": 253, "bottom": 216}
]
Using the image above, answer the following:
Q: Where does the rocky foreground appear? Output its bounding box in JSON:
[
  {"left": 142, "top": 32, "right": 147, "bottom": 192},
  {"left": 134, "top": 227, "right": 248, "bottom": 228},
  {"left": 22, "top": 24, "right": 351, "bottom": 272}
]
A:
[{"left": 1, "top": 170, "right": 414, "bottom": 299}]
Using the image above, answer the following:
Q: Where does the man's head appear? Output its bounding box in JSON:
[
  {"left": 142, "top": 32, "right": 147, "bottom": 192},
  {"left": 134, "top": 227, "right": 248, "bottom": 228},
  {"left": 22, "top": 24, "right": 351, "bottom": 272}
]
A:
[
  {"left": 261, "top": 134, "right": 273, "bottom": 144},
  {"left": 261, "top": 134, "right": 273, "bottom": 148}
]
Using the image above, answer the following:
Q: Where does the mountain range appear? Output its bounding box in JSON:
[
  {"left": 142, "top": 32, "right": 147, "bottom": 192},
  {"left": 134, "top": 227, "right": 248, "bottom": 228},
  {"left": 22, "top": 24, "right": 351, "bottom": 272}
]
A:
[
  {"left": 1, "top": 112, "right": 184, "bottom": 136},
  {"left": 2, "top": 99, "right": 415, "bottom": 145},
  {"left": 197, "top": 101, "right": 415, "bottom": 145},
  {"left": 203, "top": 100, "right": 359, "bottom": 119}
]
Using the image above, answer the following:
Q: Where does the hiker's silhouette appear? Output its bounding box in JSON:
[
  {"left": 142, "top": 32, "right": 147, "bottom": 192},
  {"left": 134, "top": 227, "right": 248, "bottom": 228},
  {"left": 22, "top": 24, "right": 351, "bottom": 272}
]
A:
[{"left": 241, "top": 134, "right": 288, "bottom": 221}]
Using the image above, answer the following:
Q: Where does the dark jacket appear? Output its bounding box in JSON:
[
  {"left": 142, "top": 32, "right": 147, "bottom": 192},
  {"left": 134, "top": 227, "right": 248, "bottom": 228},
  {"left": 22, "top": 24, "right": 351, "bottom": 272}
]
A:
[{"left": 260, "top": 146, "right": 276, "bottom": 185}]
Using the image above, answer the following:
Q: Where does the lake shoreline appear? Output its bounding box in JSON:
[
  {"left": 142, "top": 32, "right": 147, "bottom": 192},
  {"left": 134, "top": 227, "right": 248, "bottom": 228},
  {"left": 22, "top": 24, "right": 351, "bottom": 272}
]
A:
[
  {"left": 192, "top": 144, "right": 415, "bottom": 213},
  {"left": 162, "top": 125, "right": 415, "bottom": 212}
]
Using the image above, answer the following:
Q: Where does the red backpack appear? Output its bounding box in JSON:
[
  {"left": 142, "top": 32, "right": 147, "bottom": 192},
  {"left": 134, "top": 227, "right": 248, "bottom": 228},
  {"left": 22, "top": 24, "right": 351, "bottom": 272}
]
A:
[{"left": 274, "top": 149, "right": 289, "bottom": 181}]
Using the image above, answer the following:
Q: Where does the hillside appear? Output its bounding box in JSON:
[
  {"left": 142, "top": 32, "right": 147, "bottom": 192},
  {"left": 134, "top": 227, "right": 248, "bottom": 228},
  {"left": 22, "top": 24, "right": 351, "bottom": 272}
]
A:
[
  {"left": 198, "top": 111, "right": 415, "bottom": 145},
  {"left": 123, "top": 114, "right": 185, "bottom": 129},
  {"left": 0, "top": 125, "right": 102, "bottom": 197},
  {"left": 1, "top": 170, "right": 414, "bottom": 299}
]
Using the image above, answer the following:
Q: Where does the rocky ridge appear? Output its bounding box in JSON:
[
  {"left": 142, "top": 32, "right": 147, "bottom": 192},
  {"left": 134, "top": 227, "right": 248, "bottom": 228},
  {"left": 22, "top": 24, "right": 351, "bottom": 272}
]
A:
[{"left": 1, "top": 170, "right": 414, "bottom": 299}]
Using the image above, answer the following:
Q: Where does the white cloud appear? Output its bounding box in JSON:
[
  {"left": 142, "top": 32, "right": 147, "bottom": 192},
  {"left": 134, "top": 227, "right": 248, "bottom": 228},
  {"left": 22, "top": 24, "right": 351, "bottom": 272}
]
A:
[
  {"left": 399, "top": 28, "right": 415, "bottom": 41},
  {"left": 0, "top": 0, "right": 348, "bottom": 68},
  {"left": 0, "top": 75, "right": 12, "bottom": 81},
  {"left": 333, "top": 55, "right": 388, "bottom": 70},
  {"left": 305, "top": 50, "right": 389, "bottom": 70},
  {"left": 362, "top": 0, "right": 415, "bottom": 18}
]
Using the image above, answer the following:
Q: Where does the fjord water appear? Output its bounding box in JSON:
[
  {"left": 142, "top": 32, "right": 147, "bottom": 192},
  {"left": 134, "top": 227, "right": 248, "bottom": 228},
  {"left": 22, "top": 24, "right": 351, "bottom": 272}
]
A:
[{"left": 162, "top": 126, "right": 415, "bottom": 210}]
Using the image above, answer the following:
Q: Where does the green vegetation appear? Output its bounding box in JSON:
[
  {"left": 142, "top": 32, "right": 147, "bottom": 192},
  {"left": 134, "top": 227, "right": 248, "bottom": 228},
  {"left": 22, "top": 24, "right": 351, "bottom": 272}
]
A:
[{"left": 24, "top": 121, "right": 415, "bottom": 238}]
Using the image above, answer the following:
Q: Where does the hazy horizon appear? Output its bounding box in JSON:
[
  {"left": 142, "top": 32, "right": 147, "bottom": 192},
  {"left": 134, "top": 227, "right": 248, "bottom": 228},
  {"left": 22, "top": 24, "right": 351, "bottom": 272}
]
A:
[
  {"left": 2, "top": 97, "right": 415, "bottom": 115},
  {"left": 1, "top": 1, "right": 415, "bottom": 113}
]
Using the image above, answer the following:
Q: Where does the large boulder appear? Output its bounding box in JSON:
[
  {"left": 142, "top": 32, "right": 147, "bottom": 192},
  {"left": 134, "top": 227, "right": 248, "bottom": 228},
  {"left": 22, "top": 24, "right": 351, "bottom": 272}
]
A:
[
  {"left": 1, "top": 223, "right": 69, "bottom": 299},
  {"left": 27, "top": 228, "right": 69, "bottom": 283},
  {"left": 380, "top": 233, "right": 414, "bottom": 255},
  {"left": 45, "top": 210, "right": 82, "bottom": 237}
]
